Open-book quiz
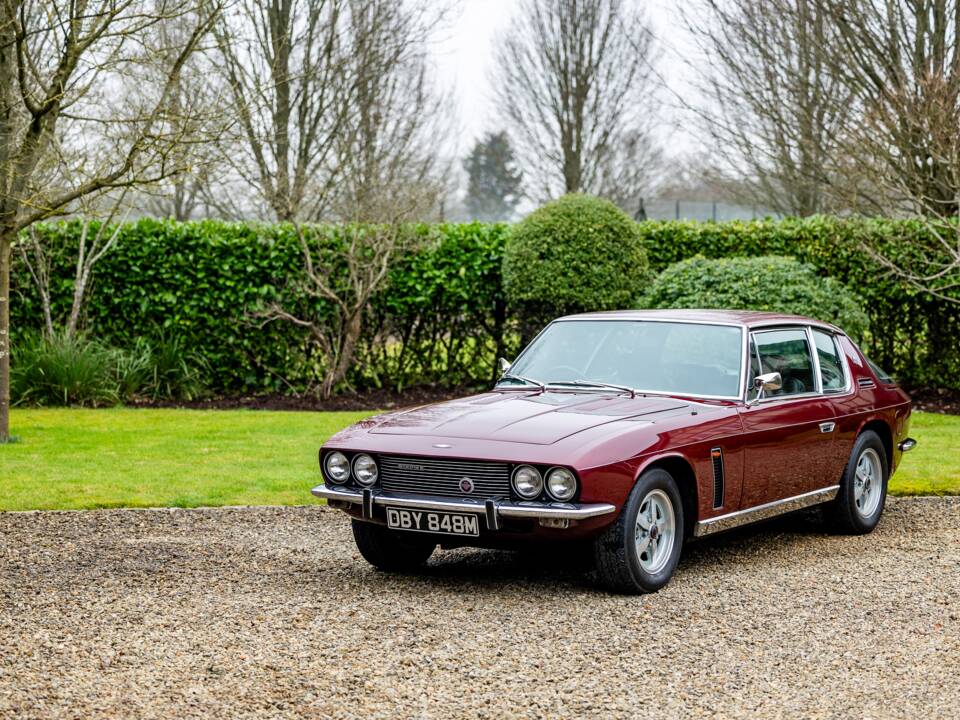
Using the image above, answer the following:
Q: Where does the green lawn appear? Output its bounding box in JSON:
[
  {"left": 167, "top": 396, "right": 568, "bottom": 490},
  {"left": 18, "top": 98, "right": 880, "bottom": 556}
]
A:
[{"left": 0, "top": 408, "right": 956, "bottom": 511}]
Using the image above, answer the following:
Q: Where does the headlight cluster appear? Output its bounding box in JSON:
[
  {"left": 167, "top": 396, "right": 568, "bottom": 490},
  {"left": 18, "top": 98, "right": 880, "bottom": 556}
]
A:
[
  {"left": 511, "top": 465, "right": 579, "bottom": 502},
  {"left": 323, "top": 451, "right": 378, "bottom": 487}
]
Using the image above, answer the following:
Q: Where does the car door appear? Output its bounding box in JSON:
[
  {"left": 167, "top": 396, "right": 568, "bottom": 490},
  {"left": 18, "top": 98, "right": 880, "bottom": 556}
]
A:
[{"left": 737, "top": 326, "right": 837, "bottom": 509}]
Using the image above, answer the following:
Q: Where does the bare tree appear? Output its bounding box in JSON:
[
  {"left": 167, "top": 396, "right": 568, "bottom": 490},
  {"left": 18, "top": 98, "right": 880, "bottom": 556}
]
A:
[
  {"left": 213, "top": 0, "right": 351, "bottom": 222},
  {"left": 684, "top": 0, "right": 849, "bottom": 216},
  {"left": 817, "top": 0, "right": 960, "bottom": 300},
  {"left": 17, "top": 191, "right": 131, "bottom": 339},
  {"left": 0, "top": 0, "right": 221, "bottom": 442},
  {"left": 492, "top": 0, "right": 661, "bottom": 202},
  {"left": 254, "top": 0, "right": 450, "bottom": 398},
  {"left": 328, "top": 0, "right": 451, "bottom": 223}
]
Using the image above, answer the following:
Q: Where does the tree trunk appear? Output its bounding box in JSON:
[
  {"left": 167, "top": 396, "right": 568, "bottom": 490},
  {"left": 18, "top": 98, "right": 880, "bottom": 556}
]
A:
[
  {"left": 321, "top": 311, "right": 362, "bottom": 400},
  {"left": 0, "top": 232, "right": 12, "bottom": 442}
]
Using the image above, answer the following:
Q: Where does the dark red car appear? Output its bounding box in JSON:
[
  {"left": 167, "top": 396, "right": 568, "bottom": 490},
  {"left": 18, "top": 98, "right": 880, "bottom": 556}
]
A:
[{"left": 314, "top": 310, "right": 915, "bottom": 593}]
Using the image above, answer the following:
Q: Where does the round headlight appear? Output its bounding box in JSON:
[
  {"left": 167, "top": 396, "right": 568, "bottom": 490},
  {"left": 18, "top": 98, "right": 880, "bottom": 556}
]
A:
[
  {"left": 545, "top": 467, "right": 577, "bottom": 501},
  {"left": 512, "top": 465, "right": 543, "bottom": 499},
  {"left": 352, "top": 453, "right": 378, "bottom": 486},
  {"left": 324, "top": 451, "right": 351, "bottom": 484}
]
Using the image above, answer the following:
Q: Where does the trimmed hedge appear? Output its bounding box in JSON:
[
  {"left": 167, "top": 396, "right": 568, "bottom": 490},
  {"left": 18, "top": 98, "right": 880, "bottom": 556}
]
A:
[
  {"left": 642, "top": 256, "right": 870, "bottom": 339},
  {"left": 503, "top": 194, "right": 648, "bottom": 334},
  {"left": 9, "top": 215, "right": 959, "bottom": 394}
]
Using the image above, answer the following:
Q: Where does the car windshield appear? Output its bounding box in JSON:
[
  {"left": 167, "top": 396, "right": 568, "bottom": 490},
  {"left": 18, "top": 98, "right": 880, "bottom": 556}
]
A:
[{"left": 500, "top": 320, "right": 744, "bottom": 398}]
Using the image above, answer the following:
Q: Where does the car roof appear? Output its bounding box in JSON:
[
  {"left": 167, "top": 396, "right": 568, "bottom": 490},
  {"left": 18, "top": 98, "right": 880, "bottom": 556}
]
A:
[{"left": 556, "top": 309, "right": 844, "bottom": 333}]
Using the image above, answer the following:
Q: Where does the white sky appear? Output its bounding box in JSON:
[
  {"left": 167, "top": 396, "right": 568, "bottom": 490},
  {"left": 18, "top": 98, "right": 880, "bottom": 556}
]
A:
[{"left": 429, "top": 0, "right": 699, "bottom": 158}]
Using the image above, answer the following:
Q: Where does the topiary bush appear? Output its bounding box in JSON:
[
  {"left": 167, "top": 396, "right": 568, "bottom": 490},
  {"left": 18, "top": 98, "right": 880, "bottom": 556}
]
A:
[
  {"left": 502, "top": 194, "right": 649, "bottom": 334},
  {"left": 641, "top": 255, "right": 870, "bottom": 339}
]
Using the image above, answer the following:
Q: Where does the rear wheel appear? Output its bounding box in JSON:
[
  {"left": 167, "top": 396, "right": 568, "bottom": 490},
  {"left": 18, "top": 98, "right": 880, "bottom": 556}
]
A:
[
  {"left": 593, "top": 468, "right": 684, "bottom": 594},
  {"left": 828, "top": 430, "right": 889, "bottom": 534},
  {"left": 352, "top": 520, "right": 436, "bottom": 571}
]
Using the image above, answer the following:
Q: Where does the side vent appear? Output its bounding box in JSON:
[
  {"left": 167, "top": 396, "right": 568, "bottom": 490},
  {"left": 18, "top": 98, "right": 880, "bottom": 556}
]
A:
[
  {"left": 711, "top": 447, "right": 725, "bottom": 509},
  {"left": 857, "top": 377, "right": 877, "bottom": 390}
]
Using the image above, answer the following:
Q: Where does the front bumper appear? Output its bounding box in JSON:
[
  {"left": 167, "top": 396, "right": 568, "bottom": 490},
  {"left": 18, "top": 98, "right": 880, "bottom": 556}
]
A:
[{"left": 311, "top": 483, "right": 617, "bottom": 531}]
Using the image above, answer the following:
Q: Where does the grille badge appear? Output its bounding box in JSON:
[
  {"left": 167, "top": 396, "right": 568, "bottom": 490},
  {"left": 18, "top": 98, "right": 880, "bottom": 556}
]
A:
[
  {"left": 459, "top": 477, "right": 475, "bottom": 493},
  {"left": 397, "top": 462, "right": 424, "bottom": 472}
]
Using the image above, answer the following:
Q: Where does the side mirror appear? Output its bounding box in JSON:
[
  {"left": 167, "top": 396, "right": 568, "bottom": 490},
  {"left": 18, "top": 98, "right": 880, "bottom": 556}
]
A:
[
  {"left": 748, "top": 372, "right": 782, "bottom": 406},
  {"left": 498, "top": 357, "right": 512, "bottom": 376}
]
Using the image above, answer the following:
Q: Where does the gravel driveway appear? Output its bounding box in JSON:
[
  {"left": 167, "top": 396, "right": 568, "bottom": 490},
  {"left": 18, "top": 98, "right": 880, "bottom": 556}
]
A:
[{"left": 1, "top": 498, "right": 957, "bottom": 719}]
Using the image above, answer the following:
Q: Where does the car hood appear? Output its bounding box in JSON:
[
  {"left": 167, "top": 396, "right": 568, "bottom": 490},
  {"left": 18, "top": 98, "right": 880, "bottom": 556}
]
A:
[{"left": 365, "top": 390, "right": 692, "bottom": 445}]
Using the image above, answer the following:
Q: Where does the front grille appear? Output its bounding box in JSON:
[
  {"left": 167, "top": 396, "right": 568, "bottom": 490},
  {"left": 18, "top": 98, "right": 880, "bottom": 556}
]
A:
[{"left": 380, "top": 455, "right": 511, "bottom": 498}]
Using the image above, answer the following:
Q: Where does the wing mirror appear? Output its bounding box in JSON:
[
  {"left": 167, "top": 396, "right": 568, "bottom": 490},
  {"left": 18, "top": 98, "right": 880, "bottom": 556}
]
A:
[
  {"left": 498, "top": 357, "right": 512, "bottom": 376},
  {"left": 748, "top": 372, "right": 782, "bottom": 406}
]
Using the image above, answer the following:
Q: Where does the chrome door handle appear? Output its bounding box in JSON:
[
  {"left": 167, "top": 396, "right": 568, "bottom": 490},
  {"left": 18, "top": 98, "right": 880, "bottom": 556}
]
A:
[{"left": 819, "top": 422, "right": 836, "bottom": 433}]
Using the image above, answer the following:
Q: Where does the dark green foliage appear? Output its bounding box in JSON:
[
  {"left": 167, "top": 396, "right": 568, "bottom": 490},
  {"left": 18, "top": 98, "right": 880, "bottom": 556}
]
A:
[
  {"left": 10, "top": 330, "right": 207, "bottom": 406},
  {"left": 9, "top": 214, "right": 960, "bottom": 395},
  {"left": 462, "top": 131, "right": 524, "bottom": 221},
  {"left": 11, "top": 332, "right": 121, "bottom": 407},
  {"left": 503, "top": 194, "right": 649, "bottom": 334},
  {"left": 642, "top": 256, "right": 870, "bottom": 340}
]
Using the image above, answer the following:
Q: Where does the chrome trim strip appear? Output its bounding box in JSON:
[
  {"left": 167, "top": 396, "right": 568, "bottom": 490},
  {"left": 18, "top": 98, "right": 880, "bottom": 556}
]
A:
[
  {"left": 311, "top": 484, "right": 617, "bottom": 521},
  {"left": 694, "top": 485, "right": 840, "bottom": 537},
  {"left": 898, "top": 438, "right": 917, "bottom": 452}
]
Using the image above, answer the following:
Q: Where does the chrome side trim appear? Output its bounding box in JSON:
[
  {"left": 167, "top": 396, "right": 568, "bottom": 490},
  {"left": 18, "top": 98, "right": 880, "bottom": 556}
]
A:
[
  {"left": 311, "top": 484, "right": 617, "bottom": 521},
  {"left": 898, "top": 438, "right": 917, "bottom": 452},
  {"left": 694, "top": 485, "right": 840, "bottom": 537}
]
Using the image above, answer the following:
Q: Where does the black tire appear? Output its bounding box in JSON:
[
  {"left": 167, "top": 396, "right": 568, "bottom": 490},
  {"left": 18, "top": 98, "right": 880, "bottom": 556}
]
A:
[
  {"left": 352, "top": 519, "right": 436, "bottom": 572},
  {"left": 828, "top": 430, "right": 889, "bottom": 535},
  {"left": 593, "top": 468, "right": 685, "bottom": 594}
]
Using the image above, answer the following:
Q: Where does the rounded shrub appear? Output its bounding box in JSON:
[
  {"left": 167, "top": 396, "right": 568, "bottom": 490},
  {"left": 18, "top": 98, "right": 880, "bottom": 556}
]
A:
[
  {"left": 503, "top": 194, "right": 649, "bottom": 332},
  {"left": 641, "top": 255, "right": 869, "bottom": 339}
]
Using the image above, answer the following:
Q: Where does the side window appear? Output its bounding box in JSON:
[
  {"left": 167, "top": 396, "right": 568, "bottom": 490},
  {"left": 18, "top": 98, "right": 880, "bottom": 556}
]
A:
[
  {"left": 752, "top": 329, "right": 816, "bottom": 397},
  {"left": 812, "top": 329, "right": 846, "bottom": 392}
]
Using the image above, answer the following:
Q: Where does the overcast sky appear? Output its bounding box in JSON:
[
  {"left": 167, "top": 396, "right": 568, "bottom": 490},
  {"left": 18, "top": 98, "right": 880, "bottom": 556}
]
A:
[{"left": 430, "top": 0, "right": 698, "bottom": 159}]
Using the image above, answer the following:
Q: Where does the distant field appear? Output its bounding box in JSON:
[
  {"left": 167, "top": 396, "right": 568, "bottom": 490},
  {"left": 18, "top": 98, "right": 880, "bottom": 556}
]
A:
[{"left": 0, "top": 408, "right": 955, "bottom": 511}]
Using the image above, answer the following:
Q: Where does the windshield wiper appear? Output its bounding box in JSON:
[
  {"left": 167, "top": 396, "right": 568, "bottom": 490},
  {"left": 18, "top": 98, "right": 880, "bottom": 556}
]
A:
[
  {"left": 548, "top": 379, "right": 636, "bottom": 398},
  {"left": 496, "top": 373, "right": 546, "bottom": 391}
]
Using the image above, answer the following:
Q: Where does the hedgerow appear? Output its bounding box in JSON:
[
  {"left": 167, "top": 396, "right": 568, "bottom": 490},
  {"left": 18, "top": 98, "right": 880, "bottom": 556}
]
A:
[{"left": 9, "top": 215, "right": 958, "bottom": 396}]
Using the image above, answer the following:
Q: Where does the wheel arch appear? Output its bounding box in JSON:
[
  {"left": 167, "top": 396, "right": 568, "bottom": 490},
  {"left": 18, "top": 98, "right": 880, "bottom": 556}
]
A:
[
  {"left": 857, "top": 417, "right": 893, "bottom": 470},
  {"left": 636, "top": 453, "right": 699, "bottom": 539}
]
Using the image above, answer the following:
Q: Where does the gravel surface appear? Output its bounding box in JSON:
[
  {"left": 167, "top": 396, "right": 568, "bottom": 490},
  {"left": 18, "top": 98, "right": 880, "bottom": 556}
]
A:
[{"left": 1, "top": 498, "right": 958, "bottom": 719}]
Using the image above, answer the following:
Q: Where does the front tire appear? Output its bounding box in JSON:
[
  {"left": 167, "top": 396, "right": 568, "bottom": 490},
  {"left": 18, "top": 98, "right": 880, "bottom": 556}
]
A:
[
  {"left": 593, "top": 468, "right": 684, "bottom": 594},
  {"left": 828, "top": 430, "right": 889, "bottom": 534},
  {"left": 352, "top": 520, "right": 436, "bottom": 572}
]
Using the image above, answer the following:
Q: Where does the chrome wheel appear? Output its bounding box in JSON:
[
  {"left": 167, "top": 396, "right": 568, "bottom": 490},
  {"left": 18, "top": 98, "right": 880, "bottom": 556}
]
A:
[
  {"left": 635, "top": 489, "right": 676, "bottom": 574},
  {"left": 854, "top": 447, "right": 882, "bottom": 517}
]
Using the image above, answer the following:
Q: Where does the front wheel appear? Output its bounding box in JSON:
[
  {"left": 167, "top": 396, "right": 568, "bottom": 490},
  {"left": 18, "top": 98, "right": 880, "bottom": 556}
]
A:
[
  {"left": 593, "top": 468, "right": 684, "bottom": 594},
  {"left": 828, "top": 430, "right": 889, "bottom": 534},
  {"left": 352, "top": 520, "right": 436, "bottom": 572}
]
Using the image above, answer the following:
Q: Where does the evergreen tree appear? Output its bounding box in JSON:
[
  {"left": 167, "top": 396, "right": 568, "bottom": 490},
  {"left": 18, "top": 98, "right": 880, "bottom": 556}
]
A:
[{"left": 463, "top": 132, "right": 523, "bottom": 221}]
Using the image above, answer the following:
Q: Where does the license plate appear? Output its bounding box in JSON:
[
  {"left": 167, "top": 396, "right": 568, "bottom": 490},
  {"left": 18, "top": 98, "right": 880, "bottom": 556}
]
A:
[{"left": 386, "top": 507, "right": 480, "bottom": 536}]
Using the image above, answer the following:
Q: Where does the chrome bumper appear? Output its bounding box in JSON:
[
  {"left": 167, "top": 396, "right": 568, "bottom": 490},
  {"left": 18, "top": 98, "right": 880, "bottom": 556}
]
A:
[
  {"left": 311, "top": 483, "right": 616, "bottom": 530},
  {"left": 898, "top": 437, "right": 917, "bottom": 452}
]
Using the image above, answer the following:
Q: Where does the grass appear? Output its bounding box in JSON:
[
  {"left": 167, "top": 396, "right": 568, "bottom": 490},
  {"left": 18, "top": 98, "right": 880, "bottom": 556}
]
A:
[
  {"left": 0, "top": 408, "right": 956, "bottom": 512},
  {"left": 0, "top": 408, "right": 372, "bottom": 511}
]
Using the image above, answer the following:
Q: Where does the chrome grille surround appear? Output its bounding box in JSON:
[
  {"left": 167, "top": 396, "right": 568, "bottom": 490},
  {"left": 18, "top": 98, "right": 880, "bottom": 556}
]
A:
[{"left": 379, "top": 455, "right": 511, "bottom": 498}]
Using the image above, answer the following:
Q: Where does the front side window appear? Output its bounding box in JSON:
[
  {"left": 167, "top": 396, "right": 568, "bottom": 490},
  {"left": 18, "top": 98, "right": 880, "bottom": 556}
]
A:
[
  {"left": 813, "top": 329, "right": 846, "bottom": 392},
  {"left": 502, "top": 320, "right": 743, "bottom": 398},
  {"left": 750, "top": 328, "right": 815, "bottom": 398}
]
